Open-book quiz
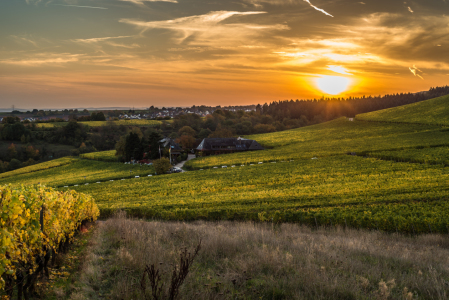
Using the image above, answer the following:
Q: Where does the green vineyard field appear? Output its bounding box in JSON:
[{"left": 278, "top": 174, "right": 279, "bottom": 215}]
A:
[
  {"left": 70, "top": 155, "right": 449, "bottom": 233},
  {"left": 185, "top": 118, "right": 449, "bottom": 169},
  {"left": 2, "top": 95, "right": 449, "bottom": 233},
  {"left": 356, "top": 94, "right": 449, "bottom": 126},
  {"left": 0, "top": 158, "right": 154, "bottom": 187},
  {"left": 80, "top": 150, "right": 118, "bottom": 162},
  {"left": 367, "top": 146, "right": 449, "bottom": 165}
]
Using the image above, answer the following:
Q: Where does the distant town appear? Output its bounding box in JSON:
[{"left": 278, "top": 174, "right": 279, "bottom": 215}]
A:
[{"left": 0, "top": 105, "right": 257, "bottom": 122}]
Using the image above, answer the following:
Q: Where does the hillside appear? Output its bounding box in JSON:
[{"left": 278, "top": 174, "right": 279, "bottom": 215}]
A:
[
  {"left": 356, "top": 94, "right": 449, "bottom": 126},
  {"left": 1, "top": 95, "right": 449, "bottom": 233}
]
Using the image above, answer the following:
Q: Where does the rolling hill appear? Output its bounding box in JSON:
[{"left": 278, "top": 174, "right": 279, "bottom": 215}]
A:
[{"left": 2, "top": 95, "right": 449, "bottom": 233}]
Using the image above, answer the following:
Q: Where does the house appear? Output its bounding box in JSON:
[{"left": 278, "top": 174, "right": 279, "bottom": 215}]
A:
[
  {"left": 160, "top": 137, "right": 183, "bottom": 162},
  {"left": 196, "top": 137, "right": 264, "bottom": 156}
]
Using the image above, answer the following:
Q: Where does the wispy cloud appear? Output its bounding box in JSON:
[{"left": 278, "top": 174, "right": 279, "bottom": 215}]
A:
[
  {"left": 303, "top": 0, "right": 333, "bottom": 17},
  {"left": 52, "top": 4, "right": 108, "bottom": 9},
  {"left": 328, "top": 65, "right": 353, "bottom": 75},
  {"left": 408, "top": 6, "right": 414, "bottom": 13},
  {"left": 72, "top": 36, "right": 132, "bottom": 43},
  {"left": 409, "top": 65, "right": 423, "bottom": 79},
  {"left": 11, "top": 35, "right": 39, "bottom": 47},
  {"left": 119, "top": 0, "right": 178, "bottom": 5},
  {"left": 0, "top": 54, "right": 80, "bottom": 66},
  {"left": 120, "top": 11, "right": 287, "bottom": 45}
]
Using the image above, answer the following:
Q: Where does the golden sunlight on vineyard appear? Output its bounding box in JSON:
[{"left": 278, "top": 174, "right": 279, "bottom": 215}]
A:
[{"left": 0, "top": 185, "right": 99, "bottom": 294}]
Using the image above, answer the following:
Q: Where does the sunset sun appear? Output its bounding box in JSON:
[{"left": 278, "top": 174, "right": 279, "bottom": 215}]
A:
[{"left": 316, "top": 76, "right": 352, "bottom": 95}]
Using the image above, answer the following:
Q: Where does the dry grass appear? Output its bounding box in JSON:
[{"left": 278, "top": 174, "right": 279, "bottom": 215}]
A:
[{"left": 71, "top": 212, "right": 449, "bottom": 300}]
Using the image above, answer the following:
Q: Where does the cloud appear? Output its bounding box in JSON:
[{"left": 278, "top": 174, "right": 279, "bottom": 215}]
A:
[
  {"left": 408, "top": 6, "right": 413, "bottom": 13},
  {"left": 303, "top": 0, "right": 333, "bottom": 17},
  {"left": 328, "top": 65, "right": 353, "bottom": 75},
  {"left": 120, "top": 11, "right": 288, "bottom": 45},
  {"left": 119, "top": 0, "right": 178, "bottom": 5},
  {"left": 72, "top": 36, "right": 132, "bottom": 44},
  {"left": 11, "top": 35, "right": 39, "bottom": 47},
  {"left": 52, "top": 4, "right": 108, "bottom": 9},
  {"left": 409, "top": 65, "right": 424, "bottom": 79},
  {"left": 243, "top": 0, "right": 333, "bottom": 16},
  {"left": 0, "top": 54, "right": 80, "bottom": 66}
]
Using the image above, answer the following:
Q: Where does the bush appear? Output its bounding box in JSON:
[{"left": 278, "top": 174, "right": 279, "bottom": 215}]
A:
[{"left": 153, "top": 157, "right": 171, "bottom": 175}]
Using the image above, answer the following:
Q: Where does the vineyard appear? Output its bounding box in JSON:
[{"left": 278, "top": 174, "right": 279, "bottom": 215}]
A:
[
  {"left": 0, "top": 158, "right": 154, "bottom": 187},
  {"left": 185, "top": 118, "right": 449, "bottom": 169},
  {"left": 366, "top": 146, "right": 449, "bottom": 166},
  {"left": 80, "top": 150, "right": 118, "bottom": 162},
  {"left": 356, "top": 93, "right": 449, "bottom": 126},
  {"left": 0, "top": 157, "right": 76, "bottom": 180},
  {"left": 0, "top": 184, "right": 99, "bottom": 297},
  {"left": 69, "top": 155, "right": 449, "bottom": 233},
  {"left": 0, "top": 95, "right": 448, "bottom": 238},
  {"left": 35, "top": 119, "right": 163, "bottom": 128}
]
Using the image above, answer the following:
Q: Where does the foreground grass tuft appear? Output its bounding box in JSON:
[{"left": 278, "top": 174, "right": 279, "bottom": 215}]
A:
[{"left": 70, "top": 212, "right": 449, "bottom": 299}]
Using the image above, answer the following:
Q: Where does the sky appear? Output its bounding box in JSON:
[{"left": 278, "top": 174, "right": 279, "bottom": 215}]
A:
[{"left": 1, "top": 0, "right": 448, "bottom": 109}]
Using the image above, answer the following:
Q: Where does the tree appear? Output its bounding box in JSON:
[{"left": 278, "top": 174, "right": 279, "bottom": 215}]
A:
[
  {"left": 91, "top": 111, "right": 106, "bottom": 121},
  {"left": 208, "top": 124, "right": 234, "bottom": 138},
  {"left": 2, "top": 116, "right": 20, "bottom": 124},
  {"left": 9, "top": 159, "right": 22, "bottom": 170},
  {"left": 1, "top": 123, "right": 30, "bottom": 140},
  {"left": 178, "top": 126, "right": 196, "bottom": 137},
  {"left": 125, "top": 132, "right": 142, "bottom": 161},
  {"left": 176, "top": 135, "right": 195, "bottom": 149},
  {"left": 146, "top": 131, "right": 163, "bottom": 160},
  {"left": 7, "top": 143, "right": 17, "bottom": 160},
  {"left": 198, "top": 128, "right": 212, "bottom": 139},
  {"left": 153, "top": 157, "right": 171, "bottom": 175}
]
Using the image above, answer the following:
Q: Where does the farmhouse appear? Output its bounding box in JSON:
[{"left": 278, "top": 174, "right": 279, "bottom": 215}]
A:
[
  {"left": 160, "top": 137, "right": 183, "bottom": 162},
  {"left": 196, "top": 137, "right": 264, "bottom": 156}
]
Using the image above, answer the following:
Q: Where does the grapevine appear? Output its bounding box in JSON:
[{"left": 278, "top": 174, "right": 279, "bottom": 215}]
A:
[{"left": 0, "top": 184, "right": 99, "bottom": 295}]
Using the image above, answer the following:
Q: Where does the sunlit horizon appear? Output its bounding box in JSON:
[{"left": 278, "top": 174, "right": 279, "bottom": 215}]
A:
[{"left": 1, "top": 1, "right": 448, "bottom": 108}]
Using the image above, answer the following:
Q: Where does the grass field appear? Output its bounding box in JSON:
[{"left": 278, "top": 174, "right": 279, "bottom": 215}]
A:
[
  {"left": 64, "top": 215, "right": 449, "bottom": 300},
  {"left": 35, "top": 119, "right": 163, "bottom": 128},
  {"left": 80, "top": 150, "right": 118, "bottom": 162},
  {"left": 356, "top": 94, "right": 449, "bottom": 126}
]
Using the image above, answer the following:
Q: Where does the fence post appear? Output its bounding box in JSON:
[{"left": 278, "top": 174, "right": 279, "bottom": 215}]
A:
[
  {"left": 314, "top": 217, "right": 318, "bottom": 228},
  {"left": 40, "top": 205, "right": 44, "bottom": 232}
]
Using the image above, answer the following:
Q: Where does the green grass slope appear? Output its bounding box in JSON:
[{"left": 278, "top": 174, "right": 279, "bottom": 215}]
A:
[{"left": 356, "top": 94, "right": 449, "bottom": 125}]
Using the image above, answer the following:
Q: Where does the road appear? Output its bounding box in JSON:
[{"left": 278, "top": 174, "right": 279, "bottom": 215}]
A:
[{"left": 173, "top": 154, "right": 196, "bottom": 172}]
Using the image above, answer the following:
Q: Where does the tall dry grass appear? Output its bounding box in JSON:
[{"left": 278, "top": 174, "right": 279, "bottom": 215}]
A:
[{"left": 70, "top": 212, "right": 449, "bottom": 299}]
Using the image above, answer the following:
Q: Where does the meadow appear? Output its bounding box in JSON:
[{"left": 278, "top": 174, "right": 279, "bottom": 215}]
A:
[{"left": 66, "top": 214, "right": 449, "bottom": 300}]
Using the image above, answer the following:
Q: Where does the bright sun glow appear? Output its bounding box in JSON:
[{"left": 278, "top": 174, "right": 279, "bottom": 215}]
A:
[{"left": 316, "top": 76, "right": 351, "bottom": 95}]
